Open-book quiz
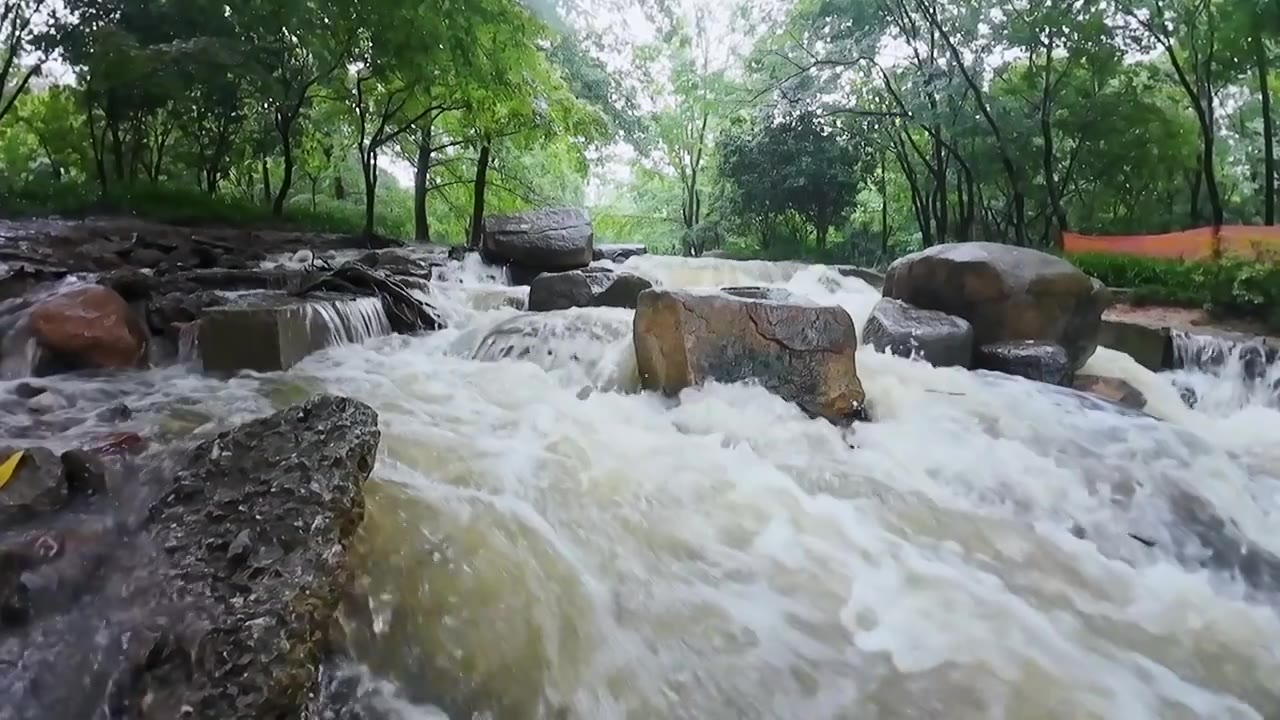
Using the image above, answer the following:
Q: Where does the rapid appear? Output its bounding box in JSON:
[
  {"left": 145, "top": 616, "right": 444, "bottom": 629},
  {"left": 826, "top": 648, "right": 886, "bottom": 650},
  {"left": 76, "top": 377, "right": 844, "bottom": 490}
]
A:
[{"left": 10, "top": 253, "right": 1280, "bottom": 719}]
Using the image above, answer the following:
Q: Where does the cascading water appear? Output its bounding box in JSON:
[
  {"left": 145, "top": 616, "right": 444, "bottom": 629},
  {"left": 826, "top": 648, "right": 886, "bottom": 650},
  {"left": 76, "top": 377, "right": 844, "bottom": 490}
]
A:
[
  {"left": 5, "top": 253, "right": 1280, "bottom": 719},
  {"left": 307, "top": 295, "right": 396, "bottom": 346},
  {"left": 1164, "top": 331, "right": 1280, "bottom": 415}
]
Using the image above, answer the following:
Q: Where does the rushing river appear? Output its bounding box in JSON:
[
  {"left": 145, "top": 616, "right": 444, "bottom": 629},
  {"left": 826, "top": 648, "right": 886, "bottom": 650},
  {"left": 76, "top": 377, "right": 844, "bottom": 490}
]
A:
[{"left": 7, "top": 254, "right": 1280, "bottom": 719}]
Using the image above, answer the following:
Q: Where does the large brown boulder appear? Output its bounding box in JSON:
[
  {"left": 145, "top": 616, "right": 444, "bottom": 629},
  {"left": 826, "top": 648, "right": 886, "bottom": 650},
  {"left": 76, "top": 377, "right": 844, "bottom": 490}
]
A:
[
  {"left": 29, "top": 285, "right": 146, "bottom": 371},
  {"left": 634, "top": 287, "right": 866, "bottom": 423},
  {"left": 883, "top": 243, "right": 1109, "bottom": 371},
  {"left": 481, "top": 208, "right": 593, "bottom": 271},
  {"left": 528, "top": 269, "right": 654, "bottom": 311}
]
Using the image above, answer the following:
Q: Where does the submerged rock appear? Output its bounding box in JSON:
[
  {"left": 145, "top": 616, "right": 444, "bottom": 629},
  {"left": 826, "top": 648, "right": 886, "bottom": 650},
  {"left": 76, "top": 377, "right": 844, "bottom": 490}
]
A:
[
  {"left": 593, "top": 243, "right": 648, "bottom": 263},
  {"left": 29, "top": 285, "right": 146, "bottom": 372},
  {"left": 862, "top": 297, "right": 974, "bottom": 368},
  {"left": 1073, "top": 375, "right": 1147, "bottom": 411},
  {"left": 0, "top": 447, "right": 66, "bottom": 516},
  {"left": 482, "top": 208, "right": 594, "bottom": 271},
  {"left": 976, "top": 341, "right": 1072, "bottom": 386},
  {"left": 634, "top": 287, "right": 866, "bottom": 424},
  {"left": 884, "top": 242, "right": 1109, "bottom": 371},
  {"left": 120, "top": 395, "right": 380, "bottom": 718},
  {"left": 528, "top": 269, "right": 654, "bottom": 311}
]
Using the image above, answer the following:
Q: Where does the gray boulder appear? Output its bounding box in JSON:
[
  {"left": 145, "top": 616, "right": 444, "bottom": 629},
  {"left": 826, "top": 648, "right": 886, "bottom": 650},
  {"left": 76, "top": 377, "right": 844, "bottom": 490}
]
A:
[
  {"left": 136, "top": 395, "right": 380, "bottom": 717},
  {"left": 884, "top": 242, "right": 1110, "bottom": 371},
  {"left": 976, "top": 341, "right": 1072, "bottom": 386},
  {"left": 863, "top": 297, "right": 974, "bottom": 367},
  {"left": 0, "top": 395, "right": 381, "bottom": 719},
  {"left": 482, "top": 208, "right": 593, "bottom": 271},
  {"left": 528, "top": 269, "right": 654, "bottom": 311},
  {"left": 0, "top": 447, "right": 66, "bottom": 516}
]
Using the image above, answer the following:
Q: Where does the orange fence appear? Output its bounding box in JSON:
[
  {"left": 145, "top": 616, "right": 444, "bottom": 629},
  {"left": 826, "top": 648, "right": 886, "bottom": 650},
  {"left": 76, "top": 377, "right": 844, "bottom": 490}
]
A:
[{"left": 1064, "top": 226, "right": 1280, "bottom": 262}]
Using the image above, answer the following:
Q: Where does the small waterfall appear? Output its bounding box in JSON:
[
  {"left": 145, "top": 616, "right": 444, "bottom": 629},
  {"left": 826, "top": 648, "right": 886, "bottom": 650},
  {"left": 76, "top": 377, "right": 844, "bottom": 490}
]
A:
[
  {"left": 177, "top": 321, "right": 201, "bottom": 365},
  {"left": 307, "top": 297, "right": 394, "bottom": 346},
  {"left": 1168, "top": 330, "right": 1280, "bottom": 413}
]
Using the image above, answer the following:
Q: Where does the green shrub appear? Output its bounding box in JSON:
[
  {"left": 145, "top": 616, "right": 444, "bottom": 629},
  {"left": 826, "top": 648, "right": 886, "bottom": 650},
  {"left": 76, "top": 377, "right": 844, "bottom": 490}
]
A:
[{"left": 1071, "top": 253, "right": 1280, "bottom": 322}]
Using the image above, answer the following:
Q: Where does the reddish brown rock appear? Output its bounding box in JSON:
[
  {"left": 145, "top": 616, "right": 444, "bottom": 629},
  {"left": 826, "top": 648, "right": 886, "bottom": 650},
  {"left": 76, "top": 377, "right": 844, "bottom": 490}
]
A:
[{"left": 29, "top": 286, "right": 145, "bottom": 370}]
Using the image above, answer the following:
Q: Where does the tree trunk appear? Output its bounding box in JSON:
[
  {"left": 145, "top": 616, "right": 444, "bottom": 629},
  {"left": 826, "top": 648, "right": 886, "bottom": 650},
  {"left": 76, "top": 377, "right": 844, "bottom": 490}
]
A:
[
  {"left": 361, "top": 153, "right": 379, "bottom": 237},
  {"left": 915, "top": 0, "right": 1026, "bottom": 244},
  {"left": 413, "top": 138, "right": 431, "bottom": 243},
  {"left": 261, "top": 156, "right": 273, "bottom": 207},
  {"left": 1189, "top": 166, "right": 1203, "bottom": 225},
  {"left": 108, "top": 121, "right": 125, "bottom": 182},
  {"left": 84, "top": 96, "right": 109, "bottom": 197},
  {"left": 880, "top": 151, "right": 890, "bottom": 256},
  {"left": 272, "top": 117, "right": 296, "bottom": 217},
  {"left": 468, "top": 142, "right": 491, "bottom": 249},
  {"left": 1256, "top": 32, "right": 1275, "bottom": 225},
  {"left": 1040, "top": 47, "right": 1069, "bottom": 247},
  {"left": 335, "top": 174, "right": 346, "bottom": 201}
]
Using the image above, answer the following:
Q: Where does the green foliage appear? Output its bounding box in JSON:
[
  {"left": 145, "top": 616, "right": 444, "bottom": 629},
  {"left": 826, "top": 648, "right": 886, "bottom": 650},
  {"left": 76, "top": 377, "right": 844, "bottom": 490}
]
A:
[
  {"left": 719, "top": 111, "right": 867, "bottom": 250},
  {"left": 0, "top": 181, "right": 411, "bottom": 237},
  {"left": 1072, "top": 254, "right": 1280, "bottom": 322},
  {"left": 0, "top": 0, "right": 610, "bottom": 244}
]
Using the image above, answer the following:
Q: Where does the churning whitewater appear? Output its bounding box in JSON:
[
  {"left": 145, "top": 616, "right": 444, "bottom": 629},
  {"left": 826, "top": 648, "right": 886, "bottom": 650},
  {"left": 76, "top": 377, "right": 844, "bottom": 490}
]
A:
[{"left": 71, "top": 253, "right": 1279, "bottom": 719}]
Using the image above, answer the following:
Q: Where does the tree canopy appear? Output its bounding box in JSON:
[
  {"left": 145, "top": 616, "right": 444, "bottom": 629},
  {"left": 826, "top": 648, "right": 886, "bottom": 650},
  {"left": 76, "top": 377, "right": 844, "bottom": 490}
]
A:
[
  {"left": 0, "top": 0, "right": 619, "bottom": 240},
  {"left": 0, "top": 0, "right": 1275, "bottom": 258}
]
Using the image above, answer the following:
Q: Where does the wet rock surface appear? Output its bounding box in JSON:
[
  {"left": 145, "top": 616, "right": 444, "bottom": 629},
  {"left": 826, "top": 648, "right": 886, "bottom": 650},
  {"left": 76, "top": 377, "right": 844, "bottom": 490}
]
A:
[
  {"left": 593, "top": 243, "right": 648, "bottom": 263},
  {"left": 0, "top": 447, "right": 67, "bottom": 516},
  {"left": 29, "top": 285, "right": 147, "bottom": 372},
  {"left": 976, "top": 341, "right": 1072, "bottom": 386},
  {"left": 884, "top": 242, "right": 1109, "bottom": 371},
  {"left": 1073, "top": 374, "right": 1147, "bottom": 411},
  {"left": 634, "top": 287, "right": 866, "bottom": 424},
  {"left": 0, "top": 395, "right": 380, "bottom": 720},
  {"left": 528, "top": 269, "right": 654, "bottom": 311},
  {"left": 862, "top": 297, "right": 974, "bottom": 368},
  {"left": 0, "top": 217, "right": 396, "bottom": 277},
  {"left": 1099, "top": 319, "right": 1172, "bottom": 371},
  {"left": 481, "top": 208, "right": 594, "bottom": 271}
]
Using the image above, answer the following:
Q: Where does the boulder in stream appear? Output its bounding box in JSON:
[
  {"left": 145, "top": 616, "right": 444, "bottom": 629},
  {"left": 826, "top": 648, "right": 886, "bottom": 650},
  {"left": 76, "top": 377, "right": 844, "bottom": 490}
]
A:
[
  {"left": 634, "top": 287, "right": 866, "bottom": 424},
  {"left": 122, "top": 395, "right": 380, "bottom": 718},
  {"left": 976, "top": 341, "right": 1072, "bottom": 386},
  {"left": 884, "top": 242, "right": 1109, "bottom": 371},
  {"left": 528, "top": 269, "right": 654, "bottom": 311},
  {"left": 482, "top": 208, "right": 594, "bottom": 271},
  {"left": 29, "top": 285, "right": 146, "bottom": 372},
  {"left": 862, "top": 297, "right": 974, "bottom": 368}
]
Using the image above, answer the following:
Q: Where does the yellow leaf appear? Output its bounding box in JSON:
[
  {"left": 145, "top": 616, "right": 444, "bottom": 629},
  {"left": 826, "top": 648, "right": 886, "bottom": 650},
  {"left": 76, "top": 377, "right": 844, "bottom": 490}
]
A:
[{"left": 0, "top": 450, "right": 25, "bottom": 490}]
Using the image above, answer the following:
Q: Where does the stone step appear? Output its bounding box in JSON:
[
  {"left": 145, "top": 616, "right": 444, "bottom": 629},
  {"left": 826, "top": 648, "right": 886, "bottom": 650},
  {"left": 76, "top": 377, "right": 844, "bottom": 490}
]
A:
[{"left": 198, "top": 293, "right": 391, "bottom": 373}]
